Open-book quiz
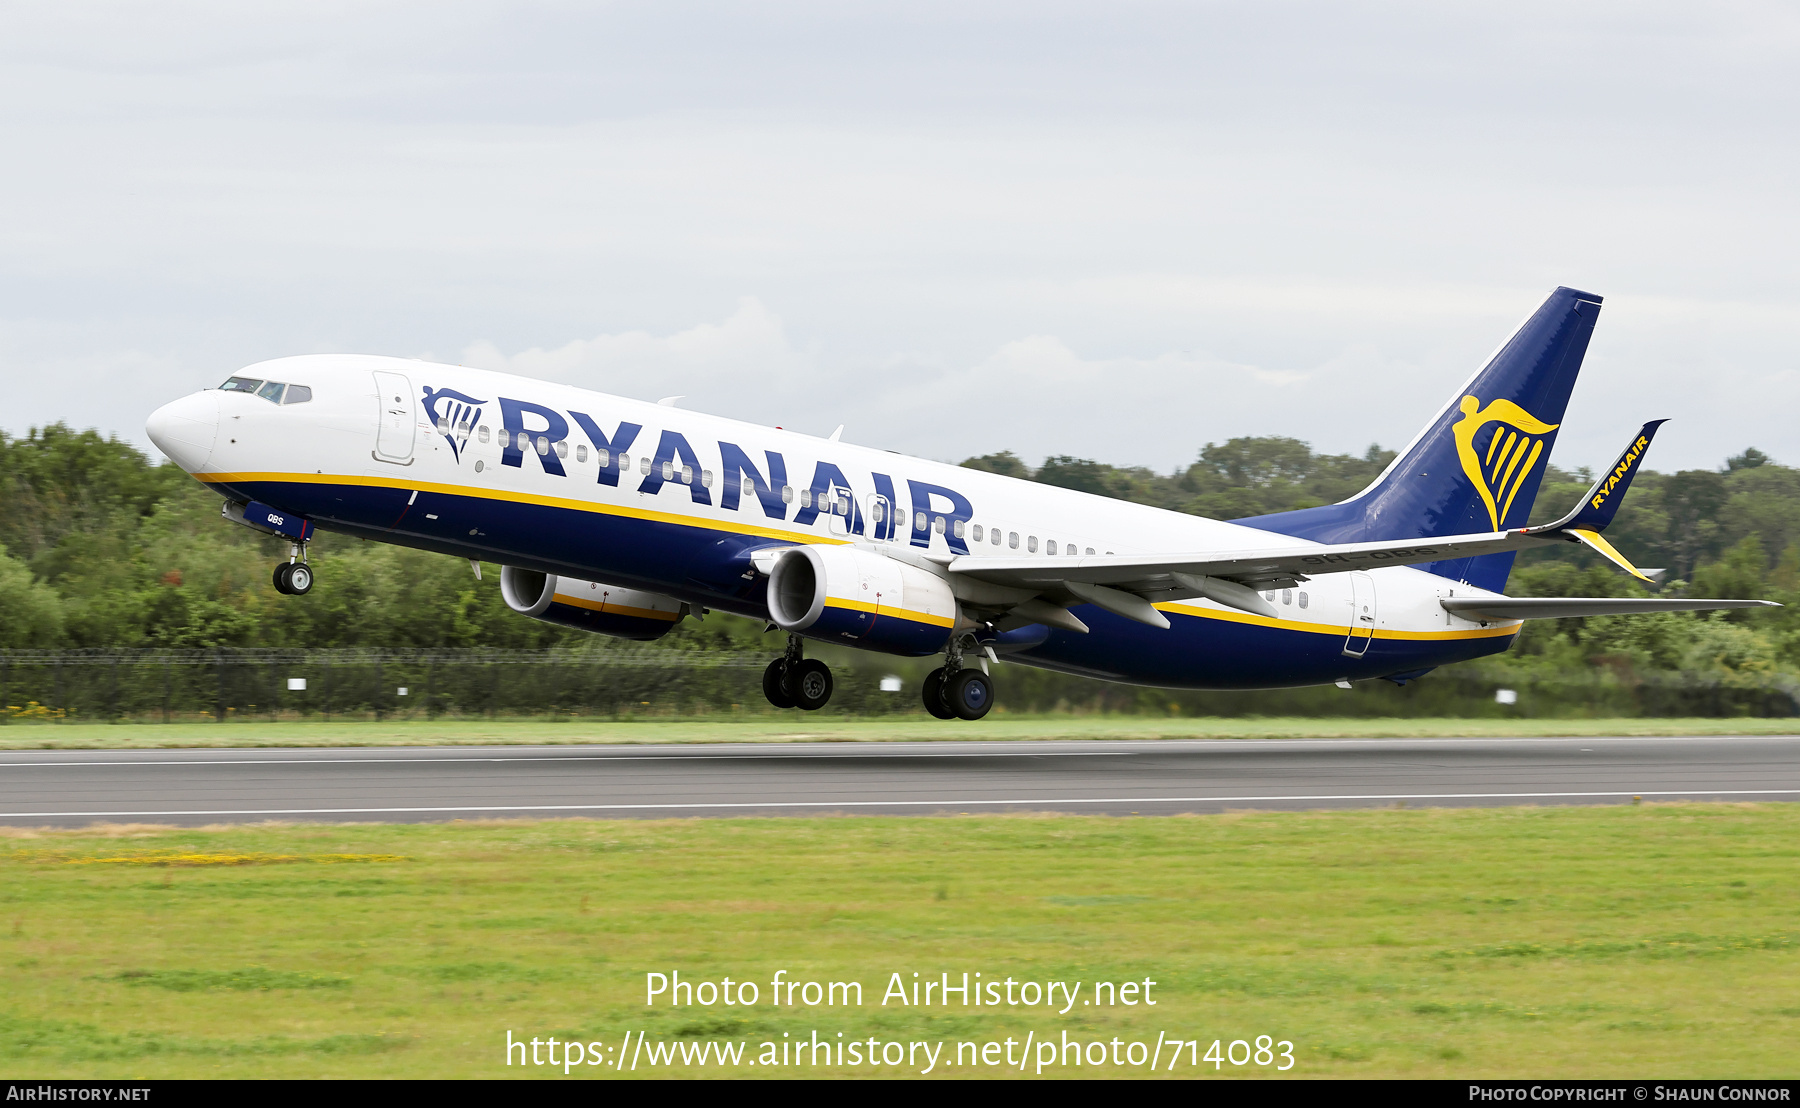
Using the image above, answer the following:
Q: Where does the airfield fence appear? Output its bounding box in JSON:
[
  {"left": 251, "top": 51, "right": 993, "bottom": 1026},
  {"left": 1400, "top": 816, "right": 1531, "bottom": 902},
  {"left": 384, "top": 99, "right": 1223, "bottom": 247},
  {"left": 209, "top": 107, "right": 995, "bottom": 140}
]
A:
[{"left": 0, "top": 647, "right": 1796, "bottom": 722}]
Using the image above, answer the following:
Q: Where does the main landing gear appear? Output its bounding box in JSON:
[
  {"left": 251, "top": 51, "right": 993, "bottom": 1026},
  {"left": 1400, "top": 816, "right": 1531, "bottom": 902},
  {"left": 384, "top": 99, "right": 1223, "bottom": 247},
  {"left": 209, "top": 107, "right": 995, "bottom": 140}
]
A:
[
  {"left": 272, "top": 542, "right": 314, "bottom": 596},
  {"left": 763, "top": 635, "right": 834, "bottom": 711},
  {"left": 922, "top": 637, "right": 995, "bottom": 721}
]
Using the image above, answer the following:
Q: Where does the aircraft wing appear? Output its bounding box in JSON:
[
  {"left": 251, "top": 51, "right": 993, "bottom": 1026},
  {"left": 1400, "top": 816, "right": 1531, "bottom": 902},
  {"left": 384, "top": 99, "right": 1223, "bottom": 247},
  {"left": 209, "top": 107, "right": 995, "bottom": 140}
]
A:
[
  {"left": 947, "top": 529, "right": 1542, "bottom": 592},
  {"left": 941, "top": 421, "right": 1779, "bottom": 631}
]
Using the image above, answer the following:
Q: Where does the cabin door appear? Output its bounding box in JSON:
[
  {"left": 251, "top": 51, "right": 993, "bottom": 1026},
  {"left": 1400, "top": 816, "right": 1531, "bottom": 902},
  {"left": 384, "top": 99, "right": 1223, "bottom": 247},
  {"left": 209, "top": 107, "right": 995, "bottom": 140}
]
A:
[{"left": 372, "top": 371, "right": 416, "bottom": 463}]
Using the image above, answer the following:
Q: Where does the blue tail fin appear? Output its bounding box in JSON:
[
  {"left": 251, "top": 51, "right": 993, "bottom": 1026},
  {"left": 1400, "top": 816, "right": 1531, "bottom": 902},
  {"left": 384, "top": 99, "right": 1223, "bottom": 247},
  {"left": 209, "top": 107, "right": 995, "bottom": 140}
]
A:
[{"left": 1240, "top": 286, "right": 1603, "bottom": 592}]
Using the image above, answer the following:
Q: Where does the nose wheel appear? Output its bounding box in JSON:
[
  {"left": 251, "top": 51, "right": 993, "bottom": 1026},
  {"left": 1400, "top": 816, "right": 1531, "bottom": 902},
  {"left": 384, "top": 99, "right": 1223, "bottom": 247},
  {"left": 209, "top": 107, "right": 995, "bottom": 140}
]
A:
[{"left": 273, "top": 544, "right": 314, "bottom": 595}]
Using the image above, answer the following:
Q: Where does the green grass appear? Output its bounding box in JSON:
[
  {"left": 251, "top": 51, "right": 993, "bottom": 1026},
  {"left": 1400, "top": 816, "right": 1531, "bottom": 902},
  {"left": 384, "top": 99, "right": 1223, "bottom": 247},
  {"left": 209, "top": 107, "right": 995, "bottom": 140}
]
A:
[
  {"left": 3, "top": 715, "right": 1799, "bottom": 750},
  {"left": 3, "top": 805, "right": 1799, "bottom": 1078}
]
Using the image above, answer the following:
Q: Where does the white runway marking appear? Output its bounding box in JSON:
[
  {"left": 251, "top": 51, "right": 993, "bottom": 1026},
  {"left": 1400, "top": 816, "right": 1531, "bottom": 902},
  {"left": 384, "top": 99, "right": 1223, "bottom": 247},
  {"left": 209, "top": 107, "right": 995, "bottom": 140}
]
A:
[
  {"left": 5, "top": 787, "right": 1799, "bottom": 820},
  {"left": 0, "top": 751, "right": 1136, "bottom": 769}
]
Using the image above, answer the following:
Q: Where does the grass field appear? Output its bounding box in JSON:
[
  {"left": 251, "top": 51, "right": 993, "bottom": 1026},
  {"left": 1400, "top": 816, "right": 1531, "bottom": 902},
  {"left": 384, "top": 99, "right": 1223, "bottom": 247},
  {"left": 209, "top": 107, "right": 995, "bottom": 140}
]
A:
[
  {"left": 3, "top": 804, "right": 1798, "bottom": 1078},
  {"left": 3, "top": 715, "right": 1799, "bottom": 750}
]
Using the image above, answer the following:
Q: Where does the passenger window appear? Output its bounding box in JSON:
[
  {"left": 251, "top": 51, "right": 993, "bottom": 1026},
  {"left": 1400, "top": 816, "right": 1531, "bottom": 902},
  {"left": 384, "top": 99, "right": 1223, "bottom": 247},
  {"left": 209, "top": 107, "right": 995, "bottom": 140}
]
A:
[
  {"left": 661, "top": 461, "right": 674, "bottom": 480},
  {"left": 219, "top": 376, "right": 263, "bottom": 394},
  {"left": 971, "top": 523, "right": 982, "bottom": 542},
  {"left": 914, "top": 512, "right": 927, "bottom": 532},
  {"left": 1282, "top": 589, "right": 1292, "bottom": 605},
  {"left": 742, "top": 478, "right": 755, "bottom": 497},
  {"left": 781, "top": 485, "right": 794, "bottom": 504},
  {"left": 952, "top": 519, "right": 965, "bottom": 539},
  {"left": 283, "top": 385, "right": 312, "bottom": 404},
  {"left": 256, "top": 381, "right": 286, "bottom": 403},
  {"left": 478, "top": 426, "right": 490, "bottom": 443},
  {"left": 1085, "top": 547, "right": 1095, "bottom": 555},
  {"left": 701, "top": 469, "right": 713, "bottom": 488},
  {"left": 1009, "top": 531, "right": 1019, "bottom": 549},
  {"left": 537, "top": 436, "right": 549, "bottom": 456},
  {"left": 576, "top": 445, "right": 588, "bottom": 462},
  {"left": 1263, "top": 591, "right": 1276, "bottom": 601},
  {"left": 640, "top": 456, "right": 651, "bottom": 475},
  {"left": 554, "top": 441, "right": 568, "bottom": 459},
  {"left": 1028, "top": 536, "right": 1038, "bottom": 553},
  {"left": 1068, "top": 544, "right": 1078, "bottom": 556},
  {"left": 993, "top": 529, "right": 1003, "bottom": 546},
  {"left": 799, "top": 489, "right": 812, "bottom": 508},
  {"left": 683, "top": 465, "right": 696, "bottom": 484},
  {"left": 934, "top": 517, "right": 945, "bottom": 534},
  {"left": 894, "top": 507, "right": 905, "bottom": 529},
  {"left": 1046, "top": 540, "right": 1058, "bottom": 555},
  {"left": 1298, "top": 591, "right": 1309, "bottom": 609},
  {"left": 436, "top": 417, "right": 450, "bottom": 433}
]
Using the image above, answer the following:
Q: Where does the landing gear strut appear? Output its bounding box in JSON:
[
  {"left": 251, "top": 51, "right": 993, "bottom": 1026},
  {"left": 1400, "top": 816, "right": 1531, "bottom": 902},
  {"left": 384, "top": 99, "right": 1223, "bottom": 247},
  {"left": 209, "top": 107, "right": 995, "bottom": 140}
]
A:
[
  {"left": 272, "top": 542, "right": 313, "bottom": 596},
  {"left": 922, "top": 636, "right": 995, "bottom": 721},
  {"left": 763, "top": 634, "right": 833, "bottom": 711}
]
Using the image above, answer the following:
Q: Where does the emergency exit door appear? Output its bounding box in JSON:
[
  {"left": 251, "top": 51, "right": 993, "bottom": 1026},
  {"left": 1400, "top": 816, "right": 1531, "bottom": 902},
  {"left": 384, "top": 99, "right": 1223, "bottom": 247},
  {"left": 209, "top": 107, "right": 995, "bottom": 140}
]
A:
[{"left": 1342, "top": 572, "right": 1376, "bottom": 657}]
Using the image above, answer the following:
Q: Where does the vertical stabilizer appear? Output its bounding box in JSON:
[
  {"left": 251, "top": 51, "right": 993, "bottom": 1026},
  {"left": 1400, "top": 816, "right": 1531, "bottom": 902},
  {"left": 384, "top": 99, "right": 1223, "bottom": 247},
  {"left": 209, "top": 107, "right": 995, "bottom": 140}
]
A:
[{"left": 1240, "top": 286, "right": 1603, "bottom": 592}]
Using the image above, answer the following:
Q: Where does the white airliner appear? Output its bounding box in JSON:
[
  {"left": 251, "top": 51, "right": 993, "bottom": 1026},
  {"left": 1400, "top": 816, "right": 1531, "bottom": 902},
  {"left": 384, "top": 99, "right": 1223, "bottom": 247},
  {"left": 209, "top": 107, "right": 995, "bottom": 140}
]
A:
[{"left": 144, "top": 287, "right": 1770, "bottom": 719}]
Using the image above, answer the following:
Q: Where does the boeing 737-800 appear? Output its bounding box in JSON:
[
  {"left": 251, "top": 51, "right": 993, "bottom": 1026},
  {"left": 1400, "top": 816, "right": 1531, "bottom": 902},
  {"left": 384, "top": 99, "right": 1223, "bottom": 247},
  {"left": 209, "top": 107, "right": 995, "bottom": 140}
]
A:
[{"left": 143, "top": 287, "right": 1771, "bottom": 719}]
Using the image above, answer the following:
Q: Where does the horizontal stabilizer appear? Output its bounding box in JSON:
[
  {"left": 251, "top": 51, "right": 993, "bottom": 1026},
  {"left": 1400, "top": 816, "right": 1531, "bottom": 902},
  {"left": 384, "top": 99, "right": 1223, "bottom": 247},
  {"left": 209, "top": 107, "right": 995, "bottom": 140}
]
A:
[{"left": 1441, "top": 596, "right": 1778, "bottom": 621}]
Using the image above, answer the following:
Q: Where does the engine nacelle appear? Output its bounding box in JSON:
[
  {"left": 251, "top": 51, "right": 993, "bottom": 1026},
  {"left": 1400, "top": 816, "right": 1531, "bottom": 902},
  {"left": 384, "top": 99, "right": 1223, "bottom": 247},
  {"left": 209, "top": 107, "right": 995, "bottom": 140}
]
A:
[
  {"left": 766, "top": 545, "right": 956, "bottom": 656},
  {"left": 499, "top": 566, "right": 684, "bottom": 641}
]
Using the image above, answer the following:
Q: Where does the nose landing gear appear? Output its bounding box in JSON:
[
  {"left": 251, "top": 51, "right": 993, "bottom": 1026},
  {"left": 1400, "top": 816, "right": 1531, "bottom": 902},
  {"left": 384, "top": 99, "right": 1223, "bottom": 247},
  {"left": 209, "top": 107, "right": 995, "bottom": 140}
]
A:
[
  {"left": 763, "top": 635, "right": 833, "bottom": 711},
  {"left": 272, "top": 543, "right": 314, "bottom": 596}
]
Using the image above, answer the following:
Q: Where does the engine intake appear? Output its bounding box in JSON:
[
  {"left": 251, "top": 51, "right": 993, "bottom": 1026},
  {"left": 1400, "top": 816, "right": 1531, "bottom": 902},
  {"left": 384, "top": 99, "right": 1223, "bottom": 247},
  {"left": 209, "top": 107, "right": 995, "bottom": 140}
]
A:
[
  {"left": 499, "top": 566, "right": 684, "bottom": 641},
  {"left": 766, "top": 545, "right": 955, "bottom": 656}
]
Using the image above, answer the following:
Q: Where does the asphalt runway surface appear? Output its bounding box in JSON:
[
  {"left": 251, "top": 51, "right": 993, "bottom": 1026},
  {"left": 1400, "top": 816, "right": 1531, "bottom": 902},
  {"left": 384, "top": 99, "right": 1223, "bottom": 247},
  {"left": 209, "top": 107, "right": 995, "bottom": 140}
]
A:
[{"left": 3, "top": 735, "right": 1800, "bottom": 826}]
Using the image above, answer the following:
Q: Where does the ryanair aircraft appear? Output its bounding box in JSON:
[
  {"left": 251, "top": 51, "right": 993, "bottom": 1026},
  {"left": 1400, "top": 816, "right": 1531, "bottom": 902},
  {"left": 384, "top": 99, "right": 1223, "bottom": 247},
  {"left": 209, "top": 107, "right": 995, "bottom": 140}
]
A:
[{"left": 144, "top": 287, "right": 1771, "bottom": 719}]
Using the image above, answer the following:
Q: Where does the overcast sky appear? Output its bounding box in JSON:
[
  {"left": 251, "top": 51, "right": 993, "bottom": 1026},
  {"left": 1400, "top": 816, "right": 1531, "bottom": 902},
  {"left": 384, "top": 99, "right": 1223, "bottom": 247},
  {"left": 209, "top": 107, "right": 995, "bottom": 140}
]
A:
[{"left": 3, "top": 1, "right": 1797, "bottom": 475}]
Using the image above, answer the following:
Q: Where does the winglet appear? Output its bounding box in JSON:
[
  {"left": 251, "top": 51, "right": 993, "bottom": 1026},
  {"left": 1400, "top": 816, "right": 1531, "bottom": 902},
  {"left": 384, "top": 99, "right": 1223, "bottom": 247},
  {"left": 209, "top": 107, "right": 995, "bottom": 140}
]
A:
[
  {"left": 1521, "top": 419, "right": 1666, "bottom": 581},
  {"left": 1527, "top": 419, "right": 1667, "bottom": 538},
  {"left": 1567, "top": 528, "right": 1655, "bottom": 583}
]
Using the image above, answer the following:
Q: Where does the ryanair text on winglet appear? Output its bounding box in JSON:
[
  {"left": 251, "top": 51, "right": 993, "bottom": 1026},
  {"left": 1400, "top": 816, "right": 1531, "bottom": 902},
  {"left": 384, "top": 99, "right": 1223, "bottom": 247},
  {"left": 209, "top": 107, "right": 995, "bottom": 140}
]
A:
[{"left": 1591, "top": 435, "right": 1652, "bottom": 511}]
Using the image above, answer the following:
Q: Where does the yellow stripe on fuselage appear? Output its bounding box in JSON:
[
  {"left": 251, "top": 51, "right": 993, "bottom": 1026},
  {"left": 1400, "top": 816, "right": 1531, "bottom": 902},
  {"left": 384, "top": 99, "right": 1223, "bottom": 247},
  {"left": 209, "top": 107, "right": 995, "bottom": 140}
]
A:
[
  {"left": 1156, "top": 601, "right": 1519, "bottom": 641},
  {"left": 198, "top": 470, "right": 847, "bottom": 547}
]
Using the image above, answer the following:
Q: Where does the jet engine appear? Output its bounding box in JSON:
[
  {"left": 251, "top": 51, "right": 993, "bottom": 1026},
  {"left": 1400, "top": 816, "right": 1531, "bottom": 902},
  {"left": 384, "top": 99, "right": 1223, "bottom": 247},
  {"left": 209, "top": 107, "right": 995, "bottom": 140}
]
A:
[
  {"left": 499, "top": 566, "right": 684, "bottom": 641},
  {"left": 765, "top": 545, "right": 956, "bottom": 656}
]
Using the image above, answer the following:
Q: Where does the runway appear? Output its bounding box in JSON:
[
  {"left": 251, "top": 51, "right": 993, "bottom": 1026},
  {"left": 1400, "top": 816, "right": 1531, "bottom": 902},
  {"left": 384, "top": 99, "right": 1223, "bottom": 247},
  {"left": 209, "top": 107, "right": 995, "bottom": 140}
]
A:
[{"left": 3, "top": 734, "right": 1800, "bottom": 826}]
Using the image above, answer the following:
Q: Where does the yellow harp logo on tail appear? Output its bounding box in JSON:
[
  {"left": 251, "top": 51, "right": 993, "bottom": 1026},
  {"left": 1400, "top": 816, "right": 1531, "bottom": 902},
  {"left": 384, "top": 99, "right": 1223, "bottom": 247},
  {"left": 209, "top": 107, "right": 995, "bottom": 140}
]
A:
[{"left": 1453, "top": 396, "right": 1560, "bottom": 531}]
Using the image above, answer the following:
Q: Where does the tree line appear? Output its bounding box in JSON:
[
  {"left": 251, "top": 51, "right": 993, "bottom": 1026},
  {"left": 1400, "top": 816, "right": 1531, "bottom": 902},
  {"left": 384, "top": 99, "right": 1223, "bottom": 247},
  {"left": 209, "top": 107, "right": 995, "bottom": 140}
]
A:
[{"left": 1, "top": 422, "right": 1796, "bottom": 704}]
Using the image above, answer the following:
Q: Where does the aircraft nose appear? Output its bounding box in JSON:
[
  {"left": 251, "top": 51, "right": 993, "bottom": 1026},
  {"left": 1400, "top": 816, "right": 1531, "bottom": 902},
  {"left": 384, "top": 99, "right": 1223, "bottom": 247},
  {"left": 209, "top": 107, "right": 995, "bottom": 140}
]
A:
[{"left": 145, "top": 390, "right": 220, "bottom": 472}]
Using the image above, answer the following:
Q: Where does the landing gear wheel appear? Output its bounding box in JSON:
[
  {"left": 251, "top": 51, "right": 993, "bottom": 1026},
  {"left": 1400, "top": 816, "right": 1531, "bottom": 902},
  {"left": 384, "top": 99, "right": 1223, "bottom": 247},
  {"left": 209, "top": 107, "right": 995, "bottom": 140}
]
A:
[
  {"left": 286, "top": 562, "right": 313, "bottom": 595},
  {"left": 945, "top": 669, "right": 995, "bottom": 721},
  {"left": 921, "top": 667, "right": 956, "bottom": 720},
  {"left": 272, "top": 563, "right": 292, "bottom": 594},
  {"left": 762, "top": 659, "right": 797, "bottom": 709},
  {"left": 790, "top": 659, "right": 833, "bottom": 711}
]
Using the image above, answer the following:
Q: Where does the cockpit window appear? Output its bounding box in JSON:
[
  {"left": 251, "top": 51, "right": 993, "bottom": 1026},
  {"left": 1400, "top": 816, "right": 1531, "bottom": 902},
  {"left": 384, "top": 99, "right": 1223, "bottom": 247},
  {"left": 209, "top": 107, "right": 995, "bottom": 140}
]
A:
[{"left": 219, "top": 376, "right": 310, "bottom": 404}]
